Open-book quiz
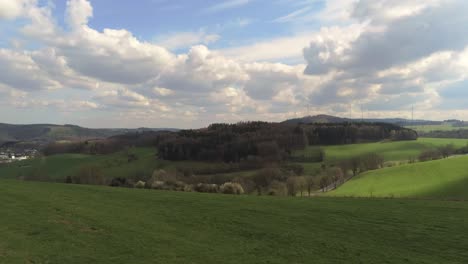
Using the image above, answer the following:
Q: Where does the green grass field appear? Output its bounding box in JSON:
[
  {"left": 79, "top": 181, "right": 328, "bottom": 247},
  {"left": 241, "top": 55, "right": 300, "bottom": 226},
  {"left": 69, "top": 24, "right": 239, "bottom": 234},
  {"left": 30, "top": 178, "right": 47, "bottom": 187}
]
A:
[
  {"left": 0, "top": 148, "right": 160, "bottom": 181},
  {"left": 328, "top": 155, "right": 468, "bottom": 199},
  {"left": 3, "top": 138, "right": 465, "bottom": 180},
  {"left": 295, "top": 138, "right": 468, "bottom": 164},
  {"left": 404, "top": 122, "right": 468, "bottom": 132},
  {"left": 0, "top": 147, "right": 260, "bottom": 184},
  {"left": 1, "top": 179, "right": 468, "bottom": 263},
  {"left": 405, "top": 123, "right": 458, "bottom": 132}
]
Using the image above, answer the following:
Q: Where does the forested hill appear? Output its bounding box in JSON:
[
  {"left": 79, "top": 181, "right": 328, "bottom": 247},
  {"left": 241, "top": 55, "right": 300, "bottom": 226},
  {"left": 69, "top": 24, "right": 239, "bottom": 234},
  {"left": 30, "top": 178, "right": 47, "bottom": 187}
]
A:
[
  {"left": 0, "top": 123, "right": 177, "bottom": 146},
  {"left": 42, "top": 122, "right": 417, "bottom": 162},
  {"left": 155, "top": 122, "right": 417, "bottom": 162},
  {"left": 283, "top": 115, "right": 440, "bottom": 126}
]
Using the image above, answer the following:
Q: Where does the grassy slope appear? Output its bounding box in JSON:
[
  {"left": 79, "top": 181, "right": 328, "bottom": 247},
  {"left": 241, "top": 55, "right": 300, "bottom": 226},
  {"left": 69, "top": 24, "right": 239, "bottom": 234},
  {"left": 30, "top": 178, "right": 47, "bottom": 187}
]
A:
[
  {"left": 0, "top": 148, "right": 158, "bottom": 180},
  {"left": 328, "top": 155, "right": 468, "bottom": 199},
  {"left": 0, "top": 148, "right": 259, "bottom": 182},
  {"left": 405, "top": 123, "right": 457, "bottom": 132},
  {"left": 1, "top": 179, "right": 468, "bottom": 264},
  {"left": 296, "top": 138, "right": 468, "bottom": 163}
]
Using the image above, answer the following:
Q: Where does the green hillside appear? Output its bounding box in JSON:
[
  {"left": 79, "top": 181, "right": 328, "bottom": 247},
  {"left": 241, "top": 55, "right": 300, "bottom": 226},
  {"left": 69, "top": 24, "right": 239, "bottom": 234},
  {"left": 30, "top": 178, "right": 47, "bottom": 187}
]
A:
[
  {"left": 0, "top": 148, "right": 155, "bottom": 181},
  {"left": 1, "top": 179, "right": 468, "bottom": 263},
  {"left": 3, "top": 138, "right": 466, "bottom": 181},
  {"left": 328, "top": 155, "right": 468, "bottom": 199},
  {"left": 0, "top": 123, "right": 177, "bottom": 145},
  {"left": 0, "top": 148, "right": 257, "bottom": 183},
  {"left": 406, "top": 123, "right": 458, "bottom": 132},
  {"left": 295, "top": 138, "right": 468, "bottom": 163}
]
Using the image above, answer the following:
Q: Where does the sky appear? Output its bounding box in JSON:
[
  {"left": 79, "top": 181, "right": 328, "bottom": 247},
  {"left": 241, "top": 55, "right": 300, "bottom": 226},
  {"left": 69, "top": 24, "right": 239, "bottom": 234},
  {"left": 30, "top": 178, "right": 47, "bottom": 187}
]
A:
[{"left": 0, "top": 0, "right": 467, "bottom": 128}]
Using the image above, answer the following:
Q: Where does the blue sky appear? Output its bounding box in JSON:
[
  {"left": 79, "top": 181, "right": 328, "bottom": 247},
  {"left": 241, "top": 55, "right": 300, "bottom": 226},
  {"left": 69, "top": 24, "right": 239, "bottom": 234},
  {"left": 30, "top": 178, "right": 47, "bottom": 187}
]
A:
[
  {"left": 43, "top": 0, "right": 324, "bottom": 52},
  {"left": 0, "top": 0, "right": 468, "bottom": 128}
]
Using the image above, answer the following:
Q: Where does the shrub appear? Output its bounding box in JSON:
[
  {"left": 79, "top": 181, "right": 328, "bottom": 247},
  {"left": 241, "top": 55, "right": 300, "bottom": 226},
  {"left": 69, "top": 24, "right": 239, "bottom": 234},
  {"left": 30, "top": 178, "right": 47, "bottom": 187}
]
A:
[
  {"left": 172, "top": 181, "right": 187, "bottom": 191},
  {"left": 319, "top": 174, "right": 332, "bottom": 192},
  {"left": 71, "top": 165, "right": 107, "bottom": 185},
  {"left": 286, "top": 177, "right": 299, "bottom": 196},
  {"left": 438, "top": 144, "right": 455, "bottom": 158},
  {"left": 194, "top": 183, "right": 219, "bottom": 193},
  {"left": 220, "top": 182, "right": 244, "bottom": 195},
  {"left": 281, "top": 163, "right": 304, "bottom": 176},
  {"left": 147, "top": 169, "right": 188, "bottom": 191},
  {"left": 267, "top": 181, "right": 288, "bottom": 196},
  {"left": 151, "top": 169, "right": 177, "bottom": 183},
  {"left": 360, "top": 153, "right": 384, "bottom": 171},
  {"left": 419, "top": 149, "right": 442, "bottom": 162},
  {"left": 251, "top": 167, "right": 286, "bottom": 195},
  {"left": 150, "top": 180, "right": 165, "bottom": 189},
  {"left": 232, "top": 177, "right": 256, "bottom": 194},
  {"left": 183, "top": 184, "right": 193, "bottom": 192},
  {"left": 134, "top": 181, "right": 146, "bottom": 189},
  {"left": 110, "top": 177, "right": 133, "bottom": 188}
]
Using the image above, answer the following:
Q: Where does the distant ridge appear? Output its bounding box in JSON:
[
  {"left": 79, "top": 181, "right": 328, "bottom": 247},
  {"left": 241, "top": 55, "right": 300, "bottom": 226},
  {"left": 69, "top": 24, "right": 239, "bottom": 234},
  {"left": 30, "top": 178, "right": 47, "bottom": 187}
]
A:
[
  {"left": 0, "top": 123, "right": 178, "bottom": 146},
  {"left": 282, "top": 114, "right": 441, "bottom": 126},
  {"left": 282, "top": 114, "right": 351, "bottom": 125}
]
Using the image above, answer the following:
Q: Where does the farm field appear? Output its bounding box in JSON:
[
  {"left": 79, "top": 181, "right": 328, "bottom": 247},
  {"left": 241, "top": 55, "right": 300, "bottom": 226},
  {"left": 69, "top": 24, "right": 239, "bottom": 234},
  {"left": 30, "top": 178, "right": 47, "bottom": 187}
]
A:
[
  {"left": 294, "top": 137, "right": 468, "bottom": 164},
  {"left": 405, "top": 124, "right": 461, "bottom": 132},
  {"left": 1, "top": 179, "right": 468, "bottom": 264},
  {"left": 0, "top": 148, "right": 159, "bottom": 181},
  {"left": 2, "top": 138, "right": 467, "bottom": 181},
  {"left": 0, "top": 148, "right": 258, "bottom": 183},
  {"left": 328, "top": 155, "right": 468, "bottom": 199}
]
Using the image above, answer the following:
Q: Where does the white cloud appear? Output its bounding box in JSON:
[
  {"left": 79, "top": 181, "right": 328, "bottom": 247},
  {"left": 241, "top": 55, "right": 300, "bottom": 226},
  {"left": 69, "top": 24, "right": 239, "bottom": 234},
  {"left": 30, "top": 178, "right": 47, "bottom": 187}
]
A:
[
  {"left": 273, "top": 6, "right": 313, "bottom": 23},
  {"left": 219, "top": 33, "right": 314, "bottom": 62},
  {"left": 0, "top": 0, "right": 467, "bottom": 127},
  {"left": 0, "top": 0, "right": 32, "bottom": 20},
  {"left": 0, "top": 49, "right": 62, "bottom": 91},
  {"left": 57, "top": 27, "right": 175, "bottom": 85},
  {"left": 301, "top": 0, "right": 468, "bottom": 117},
  {"left": 153, "top": 87, "right": 174, "bottom": 96},
  {"left": 155, "top": 30, "right": 220, "bottom": 50},
  {"left": 202, "top": 0, "right": 251, "bottom": 14},
  {"left": 65, "top": 0, "right": 93, "bottom": 29},
  {"left": 12, "top": 99, "right": 99, "bottom": 111}
]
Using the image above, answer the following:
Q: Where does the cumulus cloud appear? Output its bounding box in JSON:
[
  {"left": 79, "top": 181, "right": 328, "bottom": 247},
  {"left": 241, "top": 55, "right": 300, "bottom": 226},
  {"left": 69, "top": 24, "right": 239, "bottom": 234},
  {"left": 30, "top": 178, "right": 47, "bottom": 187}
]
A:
[
  {"left": 303, "top": 0, "right": 468, "bottom": 116},
  {"left": 65, "top": 0, "right": 93, "bottom": 29},
  {"left": 9, "top": 95, "right": 100, "bottom": 112},
  {"left": 220, "top": 33, "right": 314, "bottom": 62},
  {"left": 0, "top": 0, "right": 32, "bottom": 20},
  {"left": 202, "top": 0, "right": 251, "bottom": 14},
  {"left": 305, "top": 0, "right": 468, "bottom": 75},
  {"left": 156, "top": 30, "right": 220, "bottom": 50},
  {"left": 0, "top": 0, "right": 467, "bottom": 127},
  {"left": 0, "top": 49, "right": 61, "bottom": 91}
]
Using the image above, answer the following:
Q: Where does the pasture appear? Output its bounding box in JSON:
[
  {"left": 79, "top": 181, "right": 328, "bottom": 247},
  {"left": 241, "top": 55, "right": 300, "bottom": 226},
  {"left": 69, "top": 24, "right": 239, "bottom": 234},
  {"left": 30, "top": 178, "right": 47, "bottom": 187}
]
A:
[
  {"left": 1, "top": 179, "right": 468, "bottom": 263},
  {"left": 0, "top": 147, "right": 261, "bottom": 186},
  {"left": 294, "top": 138, "right": 468, "bottom": 164},
  {"left": 328, "top": 155, "right": 468, "bottom": 199}
]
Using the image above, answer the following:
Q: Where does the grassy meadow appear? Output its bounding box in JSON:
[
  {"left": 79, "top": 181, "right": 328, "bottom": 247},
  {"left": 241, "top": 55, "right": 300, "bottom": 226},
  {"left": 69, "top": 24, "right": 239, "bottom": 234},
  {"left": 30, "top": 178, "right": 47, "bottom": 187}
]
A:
[
  {"left": 328, "top": 155, "right": 468, "bottom": 199},
  {"left": 405, "top": 123, "right": 458, "bottom": 132},
  {"left": 1, "top": 179, "right": 468, "bottom": 263},
  {"left": 403, "top": 121, "right": 468, "bottom": 132},
  {"left": 0, "top": 148, "right": 160, "bottom": 181},
  {"left": 2, "top": 138, "right": 466, "bottom": 181},
  {"left": 294, "top": 137, "right": 468, "bottom": 164},
  {"left": 0, "top": 147, "right": 259, "bottom": 183}
]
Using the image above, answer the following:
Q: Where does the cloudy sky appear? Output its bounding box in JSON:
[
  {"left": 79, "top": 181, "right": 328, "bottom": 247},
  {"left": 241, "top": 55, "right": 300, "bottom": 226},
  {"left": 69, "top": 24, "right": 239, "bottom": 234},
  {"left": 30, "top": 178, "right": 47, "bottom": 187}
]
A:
[{"left": 0, "top": 0, "right": 467, "bottom": 128}]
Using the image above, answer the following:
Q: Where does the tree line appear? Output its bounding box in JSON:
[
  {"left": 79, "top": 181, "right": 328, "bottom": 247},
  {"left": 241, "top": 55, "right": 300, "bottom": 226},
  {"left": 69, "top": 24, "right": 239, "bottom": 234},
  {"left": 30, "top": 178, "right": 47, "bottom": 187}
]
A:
[{"left": 42, "top": 121, "right": 417, "bottom": 166}]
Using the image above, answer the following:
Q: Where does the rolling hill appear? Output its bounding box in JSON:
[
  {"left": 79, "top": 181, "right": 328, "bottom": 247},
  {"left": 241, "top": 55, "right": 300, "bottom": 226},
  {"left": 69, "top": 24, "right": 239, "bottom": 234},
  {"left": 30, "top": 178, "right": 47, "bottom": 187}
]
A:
[
  {"left": 0, "top": 147, "right": 259, "bottom": 185},
  {"left": 282, "top": 114, "right": 441, "bottom": 126},
  {"left": 0, "top": 123, "right": 177, "bottom": 146},
  {"left": 328, "top": 155, "right": 468, "bottom": 199},
  {"left": 323, "top": 137, "right": 467, "bottom": 162},
  {"left": 1, "top": 179, "right": 468, "bottom": 263}
]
